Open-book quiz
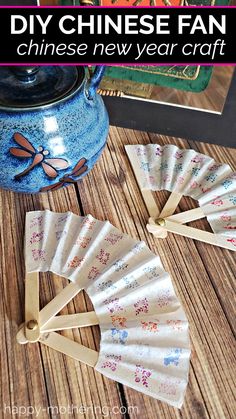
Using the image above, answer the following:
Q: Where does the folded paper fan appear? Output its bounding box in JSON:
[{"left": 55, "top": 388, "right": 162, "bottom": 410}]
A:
[
  {"left": 125, "top": 144, "right": 236, "bottom": 251},
  {"left": 17, "top": 210, "right": 190, "bottom": 408}
]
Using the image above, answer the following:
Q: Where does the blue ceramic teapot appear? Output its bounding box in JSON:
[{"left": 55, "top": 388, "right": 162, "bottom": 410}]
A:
[{"left": 0, "top": 66, "right": 109, "bottom": 193}]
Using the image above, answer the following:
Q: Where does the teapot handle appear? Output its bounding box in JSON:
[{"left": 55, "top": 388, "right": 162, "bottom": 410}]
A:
[{"left": 87, "top": 66, "right": 106, "bottom": 100}]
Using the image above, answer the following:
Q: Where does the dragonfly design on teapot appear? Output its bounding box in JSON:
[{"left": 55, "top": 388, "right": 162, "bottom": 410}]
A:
[
  {"left": 10, "top": 133, "right": 69, "bottom": 179},
  {"left": 40, "top": 158, "right": 88, "bottom": 192}
]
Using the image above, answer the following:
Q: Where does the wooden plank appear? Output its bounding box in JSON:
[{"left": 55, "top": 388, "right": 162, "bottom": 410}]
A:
[
  {"left": 78, "top": 126, "right": 236, "bottom": 419},
  {"left": 1, "top": 126, "right": 235, "bottom": 419}
]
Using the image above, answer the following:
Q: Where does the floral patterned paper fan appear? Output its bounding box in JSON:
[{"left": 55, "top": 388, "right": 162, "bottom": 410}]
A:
[
  {"left": 17, "top": 210, "right": 190, "bottom": 408},
  {"left": 126, "top": 144, "right": 236, "bottom": 251}
]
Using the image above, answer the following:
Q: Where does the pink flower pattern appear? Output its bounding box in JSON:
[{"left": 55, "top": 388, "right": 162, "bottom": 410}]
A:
[
  {"left": 76, "top": 237, "right": 91, "bottom": 248},
  {"left": 220, "top": 213, "right": 231, "bottom": 222},
  {"left": 101, "top": 355, "right": 122, "bottom": 371},
  {"left": 191, "top": 155, "right": 205, "bottom": 164},
  {"left": 55, "top": 230, "right": 67, "bottom": 241},
  {"left": 227, "top": 238, "right": 236, "bottom": 246},
  {"left": 82, "top": 218, "right": 96, "bottom": 231},
  {"left": 111, "top": 315, "right": 127, "bottom": 328},
  {"left": 157, "top": 290, "right": 173, "bottom": 308},
  {"left": 67, "top": 256, "right": 84, "bottom": 269},
  {"left": 96, "top": 249, "right": 110, "bottom": 265},
  {"left": 30, "top": 215, "right": 43, "bottom": 229},
  {"left": 190, "top": 181, "right": 199, "bottom": 189},
  {"left": 174, "top": 151, "right": 183, "bottom": 159},
  {"left": 32, "top": 249, "right": 46, "bottom": 262},
  {"left": 211, "top": 198, "right": 223, "bottom": 206},
  {"left": 141, "top": 320, "right": 159, "bottom": 333},
  {"left": 159, "top": 378, "right": 181, "bottom": 396},
  {"left": 104, "top": 233, "right": 123, "bottom": 245},
  {"left": 148, "top": 175, "right": 155, "bottom": 185},
  {"left": 30, "top": 231, "right": 44, "bottom": 244},
  {"left": 135, "top": 365, "right": 152, "bottom": 388},
  {"left": 134, "top": 298, "right": 149, "bottom": 315},
  {"left": 155, "top": 147, "right": 163, "bottom": 156},
  {"left": 88, "top": 266, "right": 100, "bottom": 280},
  {"left": 177, "top": 176, "right": 185, "bottom": 185},
  {"left": 201, "top": 186, "right": 211, "bottom": 194},
  {"left": 209, "top": 164, "right": 222, "bottom": 172},
  {"left": 163, "top": 174, "right": 171, "bottom": 183},
  {"left": 225, "top": 225, "right": 236, "bottom": 231}
]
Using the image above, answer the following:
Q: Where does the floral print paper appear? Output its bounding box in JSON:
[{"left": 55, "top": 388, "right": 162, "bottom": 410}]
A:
[
  {"left": 126, "top": 144, "right": 236, "bottom": 248},
  {"left": 25, "top": 210, "right": 191, "bottom": 408}
]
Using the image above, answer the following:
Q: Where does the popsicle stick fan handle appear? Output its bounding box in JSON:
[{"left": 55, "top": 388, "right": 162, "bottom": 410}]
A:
[
  {"left": 25, "top": 272, "right": 40, "bottom": 343},
  {"left": 40, "top": 332, "right": 99, "bottom": 368},
  {"left": 147, "top": 218, "right": 236, "bottom": 251}
]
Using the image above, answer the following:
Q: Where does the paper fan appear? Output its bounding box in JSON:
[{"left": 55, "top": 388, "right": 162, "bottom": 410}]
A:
[
  {"left": 125, "top": 144, "right": 236, "bottom": 251},
  {"left": 17, "top": 210, "right": 190, "bottom": 408}
]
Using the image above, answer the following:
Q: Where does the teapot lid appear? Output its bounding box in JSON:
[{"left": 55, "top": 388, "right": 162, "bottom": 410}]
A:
[{"left": 0, "top": 66, "right": 84, "bottom": 109}]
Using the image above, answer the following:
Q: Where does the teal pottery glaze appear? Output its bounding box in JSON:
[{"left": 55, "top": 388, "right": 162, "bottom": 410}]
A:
[{"left": 0, "top": 66, "right": 109, "bottom": 193}]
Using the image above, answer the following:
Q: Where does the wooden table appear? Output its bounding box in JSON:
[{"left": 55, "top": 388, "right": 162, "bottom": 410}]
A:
[{"left": 0, "top": 127, "right": 235, "bottom": 418}]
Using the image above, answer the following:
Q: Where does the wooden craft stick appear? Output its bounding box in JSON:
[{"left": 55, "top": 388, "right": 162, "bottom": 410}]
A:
[
  {"left": 142, "top": 189, "right": 160, "bottom": 219},
  {"left": 25, "top": 272, "right": 40, "bottom": 343},
  {"left": 41, "top": 312, "right": 99, "bottom": 332},
  {"left": 147, "top": 219, "right": 236, "bottom": 251},
  {"left": 167, "top": 207, "right": 205, "bottom": 224},
  {"left": 16, "top": 310, "right": 99, "bottom": 344},
  {"left": 125, "top": 145, "right": 160, "bottom": 218},
  {"left": 40, "top": 332, "right": 98, "bottom": 367},
  {"left": 159, "top": 192, "right": 182, "bottom": 218}
]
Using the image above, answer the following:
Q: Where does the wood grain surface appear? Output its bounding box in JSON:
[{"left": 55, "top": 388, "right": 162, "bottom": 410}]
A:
[{"left": 0, "top": 127, "right": 235, "bottom": 418}]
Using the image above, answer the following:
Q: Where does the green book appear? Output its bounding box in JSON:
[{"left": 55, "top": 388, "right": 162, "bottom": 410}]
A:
[
  {"left": 67, "top": 0, "right": 229, "bottom": 4},
  {"left": 103, "top": 66, "right": 213, "bottom": 93}
]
